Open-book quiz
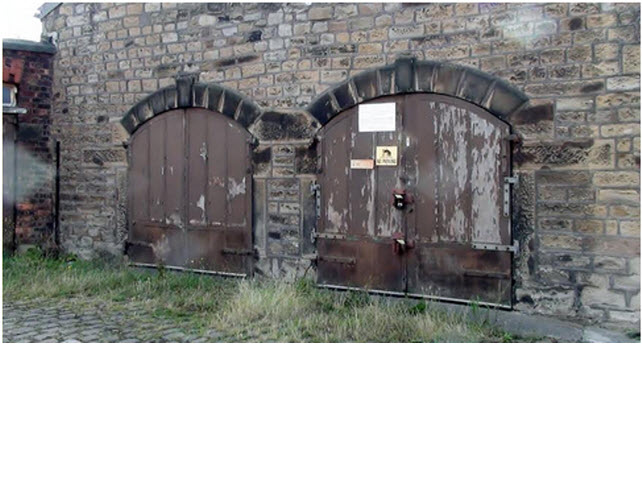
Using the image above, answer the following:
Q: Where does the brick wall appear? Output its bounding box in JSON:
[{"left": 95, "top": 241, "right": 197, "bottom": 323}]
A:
[
  {"left": 41, "top": 3, "right": 640, "bottom": 329},
  {"left": 3, "top": 43, "right": 55, "bottom": 248}
]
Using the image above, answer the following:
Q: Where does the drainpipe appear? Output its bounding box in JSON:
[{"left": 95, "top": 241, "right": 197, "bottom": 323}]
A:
[{"left": 54, "top": 140, "right": 60, "bottom": 248}]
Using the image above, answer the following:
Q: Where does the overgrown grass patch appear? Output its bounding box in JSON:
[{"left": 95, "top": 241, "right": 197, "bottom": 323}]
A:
[{"left": 3, "top": 250, "right": 518, "bottom": 342}]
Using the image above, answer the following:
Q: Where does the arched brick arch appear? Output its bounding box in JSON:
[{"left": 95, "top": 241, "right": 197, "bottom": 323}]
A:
[
  {"left": 120, "top": 76, "right": 262, "bottom": 135},
  {"left": 306, "top": 57, "right": 530, "bottom": 127}
]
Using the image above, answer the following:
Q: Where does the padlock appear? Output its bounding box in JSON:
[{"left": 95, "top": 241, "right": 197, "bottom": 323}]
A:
[{"left": 391, "top": 189, "right": 412, "bottom": 210}]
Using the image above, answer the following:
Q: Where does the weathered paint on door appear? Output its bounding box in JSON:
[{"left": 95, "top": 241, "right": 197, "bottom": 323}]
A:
[
  {"left": 317, "top": 94, "right": 512, "bottom": 306},
  {"left": 127, "top": 108, "right": 253, "bottom": 276}
]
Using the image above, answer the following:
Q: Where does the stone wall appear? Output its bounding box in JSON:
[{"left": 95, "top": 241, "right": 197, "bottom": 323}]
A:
[
  {"left": 3, "top": 41, "right": 56, "bottom": 249},
  {"left": 41, "top": 3, "right": 640, "bottom": 330}
]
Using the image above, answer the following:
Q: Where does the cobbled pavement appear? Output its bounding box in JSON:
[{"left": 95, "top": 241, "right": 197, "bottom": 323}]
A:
[{"left": 3, "top": 300, "right": 221, "bottom": 343}]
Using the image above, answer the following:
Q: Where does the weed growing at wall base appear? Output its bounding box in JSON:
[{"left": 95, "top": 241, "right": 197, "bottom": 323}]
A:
[{"left": 3, "top": 250, "right": 530, "bottom": 343}]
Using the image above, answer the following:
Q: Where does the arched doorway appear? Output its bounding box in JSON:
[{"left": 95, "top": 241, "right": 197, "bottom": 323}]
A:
[
  {"left": 127, "top": 108, "right": 253, "bottom": 276},
  {"left": 316, "top": 94, "right": 514, "bottom": 307}
]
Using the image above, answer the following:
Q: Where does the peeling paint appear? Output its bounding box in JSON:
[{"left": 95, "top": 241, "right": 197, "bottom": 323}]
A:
[
  {"left": 167, "top": 212, "right": 183, "bottom": 228},
  {"left": 436, "top": 102, "right": 470, "bottom": 242},
  {"left": 210, "top": 176, "right": 225, "bottom": 188},
  {"left": 196, "top": 194, "right": 206, "bottom": 223},
  {"left": 471, "top": 112, "right": 502, "bottom": 244},
  {"left": 228, "top": 177, "right": 246, "bottom": 198},
  {"left": 151, "top": 235, "right": 170, "bottom": 262}
]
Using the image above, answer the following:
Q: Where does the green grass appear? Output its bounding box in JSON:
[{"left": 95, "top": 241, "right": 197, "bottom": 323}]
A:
[{"left": 3, "top": 249, "right": 519, "bottom": 342}]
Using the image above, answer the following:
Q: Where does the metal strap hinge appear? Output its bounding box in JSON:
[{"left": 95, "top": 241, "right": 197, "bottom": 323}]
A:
[
  {"left": 318, "top": 255, "right": 356, "bottom": 266},
  {"left": 312, "top": 231, "right": 346, "bottom": 241},
  {"left": 503, "top": 175, "right": 518, "bottom": 217},
  {"left": 504, "top": 133, "right": 522, "bottom": 144},
  {"left": 310, "top": 181, "right": 321, "bottom": 219},
  {"left": 472, "top": 240, "right": 519, "bottom": 254},
  {"left": 221, "top": 248, "right": 254, "bottom": 256}
]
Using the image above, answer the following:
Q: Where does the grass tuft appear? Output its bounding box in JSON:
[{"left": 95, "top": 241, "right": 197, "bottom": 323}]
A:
[{"left": 3, "top": 250, "right": 516, "bottom": 342}]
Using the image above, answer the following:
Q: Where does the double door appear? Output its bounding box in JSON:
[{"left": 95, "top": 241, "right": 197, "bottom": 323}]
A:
[
  {"left": 127, "top": 108, "right": 253, "bottom": 276},
  {"left": 316, "top": 94, "right": 513, "bottom": 307}
]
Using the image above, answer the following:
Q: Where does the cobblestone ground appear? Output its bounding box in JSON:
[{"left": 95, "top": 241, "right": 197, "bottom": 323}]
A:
[{"left": 3, "top": 300, "right": 220, "bottom": 343}]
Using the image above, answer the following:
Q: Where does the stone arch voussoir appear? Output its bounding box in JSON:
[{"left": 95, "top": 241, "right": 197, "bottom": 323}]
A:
[
  {"left": 121, "top": 76, "right": 262, "bottom": 135},
  {"left": 306, "top": 57, "right": 530, "bottom": 128}
]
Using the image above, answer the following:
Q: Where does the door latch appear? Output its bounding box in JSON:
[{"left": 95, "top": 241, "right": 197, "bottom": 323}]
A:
[
  {"left": 392, "top": 189, "right": 413, "bottom": 210},
  {"left": 392, "top": 232, "right": 414, "bottom": 255}
]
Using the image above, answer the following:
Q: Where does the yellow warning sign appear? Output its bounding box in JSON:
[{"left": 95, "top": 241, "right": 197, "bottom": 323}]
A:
[{"left": 376, "top": 146, "right": 398, "bottom": 166}]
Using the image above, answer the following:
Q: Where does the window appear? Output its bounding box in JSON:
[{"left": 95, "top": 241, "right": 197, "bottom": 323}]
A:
[{"left": 3, "top": 83, "right": 17, "bottom": 107}]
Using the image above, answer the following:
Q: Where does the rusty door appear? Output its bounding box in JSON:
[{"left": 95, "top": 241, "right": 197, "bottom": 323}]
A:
[
  {"left": 317, "top": 94, "right": 513, "bottom": 306},
  {"left": 3, "top": 117, "right": 16, "bottom": 251},
  {"left": 127, "top": 108, "right": 253, "bottom": 276}
]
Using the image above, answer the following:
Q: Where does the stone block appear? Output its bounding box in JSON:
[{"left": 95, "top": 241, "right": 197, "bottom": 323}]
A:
[
  {"left": 597, "top": 189, "right": 640, "bottom": 205},
  {"left": 309, "top": 7, "right": 332, "bottom": 21},
  {"left": 332, "top": 81, "right": 357, "bottom": 109},
  {"left": 583, "top": 236, "right": 640, "bottom": 256},
  {"left": 83, "top": 149, "right": 126, "bottom": 166},
  {"left": 537, "top": 170, "right": 591, "bottom": 186},
  {"left": 539, "top": 234, "right": 583, "bottom": 250},
  {"left": 593, "top": 172, "right": 639, "bottom": 187},
  {"left": 609, "top": 205, "right": 641, "bottom": 219},
  {"left": 623, "top": 45, "right": 640, "bottom": 74},
  {"left": 352, "top": 69, "right": 378, "bottom": 101},
  {"left": 307, "top": 92, "right": 338, "bottom": 125},
  {"left": 582, "top": 287, "right": 627, "bottom": 309},
  {"left": 620, "top": 221, "right": 641, "bottom": 237},
  {"left": 575, "top": 219, "right": 604, "bottom": 234},
  {"left": 606, "top": 75, "right": 640, "bottom": 92},
  {"left": 253, "top": 111, "right": 316, "bottom": 141}
]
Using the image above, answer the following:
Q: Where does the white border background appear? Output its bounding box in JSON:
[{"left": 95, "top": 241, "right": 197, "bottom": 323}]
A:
[
  {"left": 1, "top": 345, "right": 640, "bottom": 479},
  {"left": 2, "top": 1, "right": 641, "bottom": 478}
]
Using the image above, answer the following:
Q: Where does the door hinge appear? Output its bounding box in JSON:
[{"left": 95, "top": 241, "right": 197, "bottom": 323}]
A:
[
  {"left": 504, "top": 133, "right": 522, "bottom": 145},
  {"left": 318, "top": 255, "right": 356, "bottom": 266},
  {"left": 472, "top": 240, "right": 519, "bottom": 254},
  {"left": 503, "top": 175, "right": 518, "bottom": 217},
  {"left": 221, "top": 248, "right": 254, "bottom": 256},
  {"left": 312, "top": 231, "right": 347, "bottom": 241},
  {"left": 310, "top": 181, "right": 321, "bottom": 219}
]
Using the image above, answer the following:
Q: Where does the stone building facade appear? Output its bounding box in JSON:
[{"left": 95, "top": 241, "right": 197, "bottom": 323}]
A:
[
  {"left": 39, "top": 3, "right": 640, "bottom": 330},
  {"left": 3, "top": 39, "right": 56, "bottom": 250}
]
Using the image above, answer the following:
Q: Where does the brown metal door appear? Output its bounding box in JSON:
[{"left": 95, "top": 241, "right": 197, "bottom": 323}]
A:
[
  {"left": 404, "top": 95, "right": 512, "bottom": 307},
  {"left": 317, "top": 95, "right": 512, "bottom": 306},
  {"left": 317, "top": 96, "right": 406, "bottom": 292},
  {"left": 3, "top": 117, "right": 16, "bottom": 251},
  {"left": 128, "top": 108, "right": 253, "bottom": 276}
]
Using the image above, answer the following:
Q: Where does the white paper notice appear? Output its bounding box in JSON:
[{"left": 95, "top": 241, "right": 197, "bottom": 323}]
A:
[{"left": 358, "top": 103, "right": 396, "bottom": 132}]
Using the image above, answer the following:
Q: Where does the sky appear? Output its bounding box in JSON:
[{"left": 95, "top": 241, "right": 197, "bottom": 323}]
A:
[{"left": 1, "top": 1, "right": 45, "bottom": 42}]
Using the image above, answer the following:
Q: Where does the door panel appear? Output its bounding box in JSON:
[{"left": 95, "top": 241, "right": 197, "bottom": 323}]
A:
[
  {"left": 317, "top": 94, "right": 512, "bottom": 306},
  {"left": 404, "top": 96, "right": 511, "bottom": 306},
  {"left": 317, "top": 97, "right": 405, "bottom": 292},
  {"left": 128, "top": 108, "right": 252, "bottom": 276}
]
